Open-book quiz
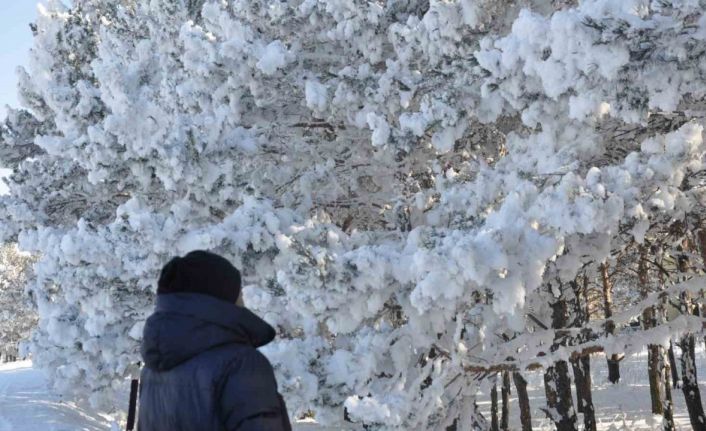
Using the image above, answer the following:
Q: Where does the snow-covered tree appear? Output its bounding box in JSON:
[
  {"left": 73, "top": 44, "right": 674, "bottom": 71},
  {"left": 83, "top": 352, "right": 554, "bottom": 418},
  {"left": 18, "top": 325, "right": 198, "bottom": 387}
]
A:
[
  {"left": 1, "top": 0, "right": 705, "bottom": 428},
  {"left": 0, "top": 243, "right": 36, "bottom": 362}
]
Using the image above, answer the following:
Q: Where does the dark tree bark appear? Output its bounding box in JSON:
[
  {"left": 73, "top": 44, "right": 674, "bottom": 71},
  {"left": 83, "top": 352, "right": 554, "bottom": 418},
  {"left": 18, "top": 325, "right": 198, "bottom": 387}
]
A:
[
  {"left": 661, "top": 347, "right": 676, "bottom": 431},
  {"left": 670, "top": 234, "right": 706, "bottom": 430},
  {"left": 652, "top": 271, "right": 676, "bottom": 431},
  {"left": 571, "top": 358, "right": 584, "bottom": 414},
  {"left": 513, "top": 372, "right": 533, "bottom": 431},
  {"left": 491, "top": 381, "right": 499, "bottom": 431},
  {"left": 543, "top": 361, "right": 577, "bottom": 431},
  {"left": 543, "top": 284, "right": 578, "bottom": 431},
  {"left": 568, "top": 274, "right": 597, "bottom": 431},
  {"left": 696, "top": 229, "right": 706, "bottom": 350},
  {"left": 667, "top": 341, "right": 679, "bottom": 388},
  {"left": 646, "top": 313, "right": 665, "bottom": 415},
  {"left": 675, "top": 235, "right": 706, "bottom": 430},
  {"left": 676, "top": 287, "right": 706, "bottom": 430},
  {"left": 698, "top": 229, "right": 706, "bottom": 350},
  {"left": 679, "top": 333, "right": 706, "bottom": 431},
  {"left": 571, "top": 355, "right": 596, "bottom": 431},
  {"left": 601, "top": 262, "right": 621, "bottom": 383},
  {"left": 606, "top": 357, "right": 621, "bottom": 385},
  {"left": 698, "top": 229, "right": 706, "bottom": 267},
  {"left": 639, "top": 246, "right": 667, "bottom": 415},
  {"left": 501, "top": 371, "right": 511, "bottom": 431}
]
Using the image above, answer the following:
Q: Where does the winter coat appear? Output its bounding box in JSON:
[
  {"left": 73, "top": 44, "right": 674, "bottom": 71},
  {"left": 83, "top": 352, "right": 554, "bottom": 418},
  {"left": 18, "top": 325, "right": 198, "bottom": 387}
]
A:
[{"left": 138, "top": 292, "right": 292, "bottom": 431}]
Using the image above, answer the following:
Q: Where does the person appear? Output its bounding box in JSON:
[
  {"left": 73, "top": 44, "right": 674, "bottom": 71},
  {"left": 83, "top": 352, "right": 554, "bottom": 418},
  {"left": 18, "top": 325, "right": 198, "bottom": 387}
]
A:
[{"left": 137, "top": 250, "right": 292, "bottom": 431}]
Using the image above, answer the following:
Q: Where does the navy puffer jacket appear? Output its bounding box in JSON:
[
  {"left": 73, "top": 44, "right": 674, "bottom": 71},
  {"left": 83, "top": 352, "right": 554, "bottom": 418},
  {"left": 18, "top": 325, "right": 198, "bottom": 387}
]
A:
[{"left": 138, "top": 292, "right": 291, "bottom": 431}]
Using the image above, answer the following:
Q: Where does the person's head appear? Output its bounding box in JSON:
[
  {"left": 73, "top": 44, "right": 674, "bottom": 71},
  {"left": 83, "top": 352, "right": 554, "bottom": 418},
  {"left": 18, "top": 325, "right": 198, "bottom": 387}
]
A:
[{"left": 157, "top": 250, "right": 243, "bottom": 304}]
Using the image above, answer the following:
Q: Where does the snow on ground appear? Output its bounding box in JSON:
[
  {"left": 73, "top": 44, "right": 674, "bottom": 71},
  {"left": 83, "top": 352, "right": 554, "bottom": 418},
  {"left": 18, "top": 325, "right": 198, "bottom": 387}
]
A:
[
  {"left": 477, "top": 348, "right": 706, "bottom": 430},
  {"left": 0, "top": 361, "right": 342, "bottom": 430},
  {"left": 1, "top": 349, "right": 705, "bottom": 430},
  {"left": 0, "top": 361, "right": 113, "bottom": 431}
]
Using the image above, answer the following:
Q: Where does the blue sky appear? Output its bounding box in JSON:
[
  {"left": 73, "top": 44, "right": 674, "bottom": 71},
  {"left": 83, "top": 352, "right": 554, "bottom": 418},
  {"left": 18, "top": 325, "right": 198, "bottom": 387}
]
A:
[
  {"left": 0, "top": 1, "right": 38, "bottom": 118},
  {"left": 0, "top": 1, "right": 39, "bottom": 192}
]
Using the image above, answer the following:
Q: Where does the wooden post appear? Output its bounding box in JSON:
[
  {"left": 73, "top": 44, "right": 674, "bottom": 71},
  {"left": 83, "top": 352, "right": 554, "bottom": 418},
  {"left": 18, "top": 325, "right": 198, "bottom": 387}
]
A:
[{"left": 126, "top": 379, "right": 139, "bottom": 431}]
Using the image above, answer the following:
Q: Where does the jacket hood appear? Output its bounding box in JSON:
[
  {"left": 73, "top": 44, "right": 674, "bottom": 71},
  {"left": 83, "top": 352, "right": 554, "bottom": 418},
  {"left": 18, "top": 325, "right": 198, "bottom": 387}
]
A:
[{"left": 141, "top": 292, "right": 276, "bottom": 371}]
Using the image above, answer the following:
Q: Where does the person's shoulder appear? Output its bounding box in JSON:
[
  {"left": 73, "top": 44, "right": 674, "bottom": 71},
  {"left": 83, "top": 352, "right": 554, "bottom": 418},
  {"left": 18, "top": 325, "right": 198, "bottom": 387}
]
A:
[
  {"left": 217, "top": 346, "right": 278, "bottom": 395},
  {"left": 232, "top": 345, "right": 274, "bottom": 374},
  {"left": 208, "top": 343, "right": 272, "bottom": 376}
]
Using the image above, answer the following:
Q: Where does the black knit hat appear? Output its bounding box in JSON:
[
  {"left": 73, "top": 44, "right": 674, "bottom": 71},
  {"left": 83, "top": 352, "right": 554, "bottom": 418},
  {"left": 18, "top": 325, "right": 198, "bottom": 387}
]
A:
[{"left": 157, "top": 250, "right": 241, "bottom": 303}]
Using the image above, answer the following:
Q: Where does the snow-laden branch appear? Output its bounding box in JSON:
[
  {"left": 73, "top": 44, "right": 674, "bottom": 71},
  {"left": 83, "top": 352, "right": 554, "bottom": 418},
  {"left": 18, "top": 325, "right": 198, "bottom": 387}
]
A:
[{"left": 464, "top": 315, "right": 705, "bottom": 374}]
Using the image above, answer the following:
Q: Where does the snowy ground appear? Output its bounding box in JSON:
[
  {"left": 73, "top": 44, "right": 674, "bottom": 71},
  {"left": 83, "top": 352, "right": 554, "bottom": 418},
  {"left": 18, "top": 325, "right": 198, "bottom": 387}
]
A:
[
  {"left": 1, "top": 350, "right": 704, "bottom": 430},
  {"left": 0, "top": 361, "right": 337, "bottom": 431},
  {"left": 0, "top": 361, "right": 113, "bottom": 431}
]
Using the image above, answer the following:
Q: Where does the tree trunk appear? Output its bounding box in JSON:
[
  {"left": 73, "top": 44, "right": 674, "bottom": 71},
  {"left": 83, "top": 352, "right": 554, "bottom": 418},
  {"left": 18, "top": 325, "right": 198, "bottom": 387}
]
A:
[
  {"left": 661, "top": 346, "right": 676, "bottom": 431},
  {"left": 543, "top": 361, "right": 578, "bottom": 431},
  {"left": 639, "top": 246, "right": 668, "bottom": 416},
  {"left": 697, "top": 229, "right": 706, "bottom": 351},
  {"left": 601, "top": 262, "right": 620, "bottom": 383},
  {"left": 606, "top": 357, "right": 620, "bottom": 384},
  {"left": 679, "top": 333, "right": 706, "bottom": 430},
  {"left": 653, "top": 284, "right": 676, "bottom": 431},
  {"left": 676, "top": 236, "right": 706, "bottom": 430},
  {"left": 571, "top": 358, "right": 584, "bottom": 414},
  {"left": 571, "top": 355, "right": 596, "bottom": 431},
  {"left": 667, "top": 341, "right": 679, "bottom": 388},
  {"left": 491, "top": 380, "right": 499, "bottom": 431},
  {"left": 501, "top": 371, "right": 511, "bottom": 431},
  {"left": 647, "top": 332, "right": 665, "bottom": 415},
  {"left": 676, "top": 290, "right": 706, "bottom": 430},
  {"left": 698, "top": 229, "right": 706, "bottom": 268},
  {"left": 513, "top": 372, "right": 533, "bottom": 431},
  {"left": 543, "top": 289, "right": 578, "bottom": 431},
  {"left": 569, "top": 274, "right": 597, "bottom": 431}
]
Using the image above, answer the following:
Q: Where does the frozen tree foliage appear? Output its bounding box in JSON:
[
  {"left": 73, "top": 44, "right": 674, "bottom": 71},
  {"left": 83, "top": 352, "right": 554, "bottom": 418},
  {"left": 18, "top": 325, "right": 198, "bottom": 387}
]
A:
[
  {"left": 0, "top": 0, "right": 705, "bottom": 427},
  {"left": 0, "top": 244, "right": 36, "bottom": 361}
]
